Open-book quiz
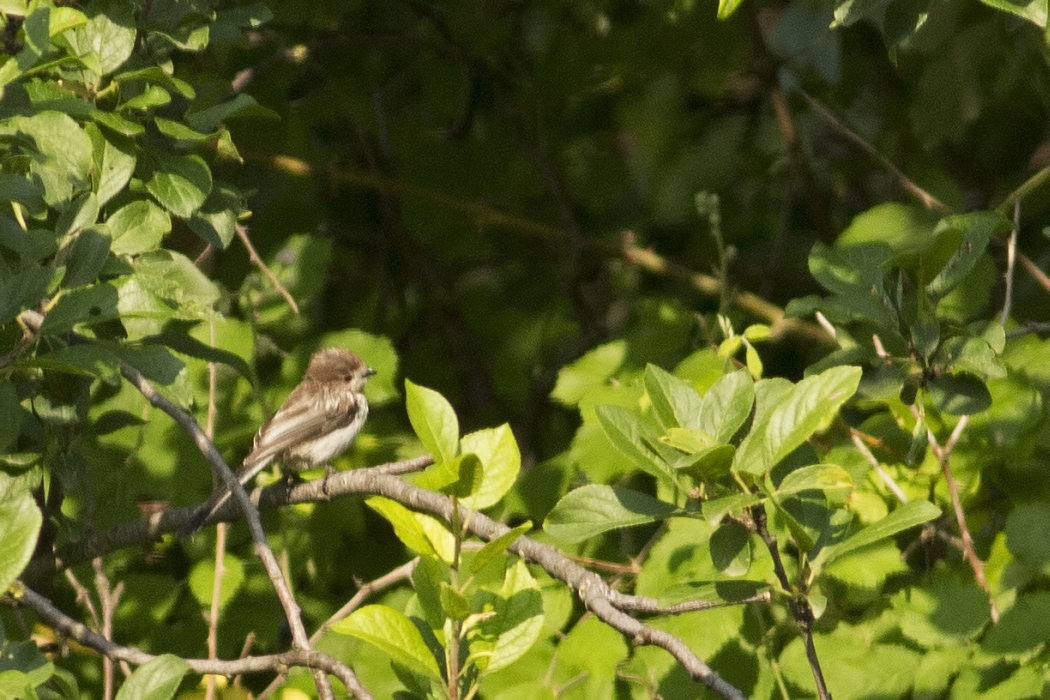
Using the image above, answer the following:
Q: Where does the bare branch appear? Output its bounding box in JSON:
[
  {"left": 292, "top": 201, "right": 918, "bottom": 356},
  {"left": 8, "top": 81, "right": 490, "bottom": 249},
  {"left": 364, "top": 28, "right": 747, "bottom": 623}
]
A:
[
  {"left": 1001, "top": 200, "right": 1020, "bottom": 325},
  {"left": 236, "top": 224, "right": 300, "bottom": 315},
  {"left": 15, "top": 585, "right": 365, "bottom": 694},
  {"left": 850, "top": 429, "right": 908, "bottom": 504}
]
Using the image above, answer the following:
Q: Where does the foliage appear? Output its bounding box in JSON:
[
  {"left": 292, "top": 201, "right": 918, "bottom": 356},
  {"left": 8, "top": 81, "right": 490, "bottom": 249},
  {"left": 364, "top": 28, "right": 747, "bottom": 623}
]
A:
[{"left": 3, "top": 0, "right": 1050, "bottom": 697}]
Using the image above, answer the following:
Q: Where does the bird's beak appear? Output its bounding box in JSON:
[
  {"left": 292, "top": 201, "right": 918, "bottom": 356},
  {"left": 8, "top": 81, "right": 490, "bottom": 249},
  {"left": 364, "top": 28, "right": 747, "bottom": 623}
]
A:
[{"left": 366, "top": 367, "right": 377, "bottom": 377}]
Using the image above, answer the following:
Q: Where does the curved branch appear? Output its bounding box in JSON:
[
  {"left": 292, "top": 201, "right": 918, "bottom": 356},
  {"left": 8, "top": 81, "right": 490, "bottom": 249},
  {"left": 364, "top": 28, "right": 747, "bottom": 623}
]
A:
[{"left": 15, "top": 585, "right": 363, "bottom": 694}]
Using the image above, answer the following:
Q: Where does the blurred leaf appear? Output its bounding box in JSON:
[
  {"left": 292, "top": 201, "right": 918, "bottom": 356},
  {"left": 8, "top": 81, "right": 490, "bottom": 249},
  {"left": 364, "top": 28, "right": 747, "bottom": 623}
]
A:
[
  {"left": 405, "top": 379, "right": 459, "bottom": 464},
  {"left": 146, "top": 331, "right": 252, "bottom": 380},
  {"left": 928, "top": 373, "right": 992, "bottom": 415},
  {"left": 776, "top": 464, "right": 854, "bottom": 496},
  {"left": 551, "top": 340, "right": 625, "bottom": 406},
  {"left": 544, "top": 484, "right": 676, "bottom": 543},
  {"left": 321, "top": 328, "right": 399, "bottom": 406},
  {"left": 979, "top": 0, "right": 1047, "bottom": 25},
  {"left": 187, "top": 554, "right": 245, "bottom": 614},
  {"left": 926, "top": 212, "right": 1011, "bottom": 303},
  {"left": 106, "top": 200, "right": 170, "bottom": 256},
  {"left": 981, "top": 592, "right": 1050, "bottom": 655},
  {"left": 0, "top": 384, "right": 21, "bottom": 452},
  {"left": 61, "top": 227, "right": 110, "bottom": 288},
  {"left": 331, "top": 605, "right": 442, "bottom": 682},
  {"left": 0, "top": 492, "right": 41, "bottom": 592}
]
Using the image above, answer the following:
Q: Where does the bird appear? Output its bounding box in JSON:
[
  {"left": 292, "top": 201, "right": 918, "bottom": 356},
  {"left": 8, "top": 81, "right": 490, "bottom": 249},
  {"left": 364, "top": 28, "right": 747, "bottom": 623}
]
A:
[{"left": 180, "top": 347, "right": 376, "bottom": 536}]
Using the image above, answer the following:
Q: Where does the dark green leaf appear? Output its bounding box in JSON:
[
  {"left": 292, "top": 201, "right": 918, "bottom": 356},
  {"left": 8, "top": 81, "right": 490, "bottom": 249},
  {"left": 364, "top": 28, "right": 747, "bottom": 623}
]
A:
[
  {"left": 0, "top": 266, "right": 54, "bottom": 326},
  {"left": 981, "top": 592, "right": 1050, "bottom": 655},
  {"left": 0, "top": 383, "right": 21, "bottom": 452},
  {"left": 0, "top": 492, "right": 42, "bottom": 593},
  {"left": 62, "top": 227, "right": 111, "bottom": 288},
  {"left": 928, "top": 373, "right": 992, "bottom": 415},
  {"left": 145, "top": 331, "right": 252, "bottom": 380},
  {"left": 186, "top": 184, "right": 242, "bottom": 249},
  {"left": 710, "top": 520, "right": 752, "bottom": 576},
  {"left": 926, "top": 212, "right": 1011, "bottom": 303},
  {"left": 39, "top": 283, "right": 120, "bottom": 335},
  {"left": 105, "top": 200, "right": 170, "bottom": 256}
]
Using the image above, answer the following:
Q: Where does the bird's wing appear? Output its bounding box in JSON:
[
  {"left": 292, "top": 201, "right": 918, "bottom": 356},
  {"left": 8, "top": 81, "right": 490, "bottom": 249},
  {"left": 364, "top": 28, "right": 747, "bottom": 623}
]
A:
[{"left": 241, "top": 389, "right": 359, "bottom": 469}]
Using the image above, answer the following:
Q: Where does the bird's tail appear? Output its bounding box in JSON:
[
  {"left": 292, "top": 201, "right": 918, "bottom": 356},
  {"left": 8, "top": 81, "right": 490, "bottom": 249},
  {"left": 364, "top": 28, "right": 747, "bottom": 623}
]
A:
[{"left": 178, "top": 460, "right": 269, "bottom": 537}]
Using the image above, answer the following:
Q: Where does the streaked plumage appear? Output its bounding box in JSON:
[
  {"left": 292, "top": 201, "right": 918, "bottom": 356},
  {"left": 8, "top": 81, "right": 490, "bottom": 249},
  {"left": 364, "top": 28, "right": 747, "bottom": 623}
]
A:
[{"left": 180, "top": 347, "right": 375, "bottom": 536}]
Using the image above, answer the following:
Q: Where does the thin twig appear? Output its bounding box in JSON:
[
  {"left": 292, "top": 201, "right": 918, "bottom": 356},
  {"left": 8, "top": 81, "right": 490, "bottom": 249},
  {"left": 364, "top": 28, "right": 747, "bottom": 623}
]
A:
[
  {"left": 1001, "top": 200, "right": 1019, "bottom": 326},
  {"left": 1017, "top": 252, "right": 1050, "bottom": 296},
  {"left": 29, "top": 462, "right": 750, "bottom": 699},
  {"left": 4, "top": 303, "right": 357, "bottom": 700},
  {"left": 93, "top": 559, "right": 125, "bottom": 700},
  {"left": 924, "top": 415, "right": 999, "bottom": 623},
  {"left": 797, "top": 90, "right": 952, "bottom": 216},
  {"left": 205, "top": 320, "right": 227, "bottom": 700},
  {"left": 749, "top": 505, "right": 830, "bottom": 700},
  {"left": 14, "top": 585, "right": 365, "bottom": 692},
  {"left": 997, "top": 163, "right": 1050, "bottom": 215},
  {"left": 1005, "top": 321, "right": 1050, "bottom": 338},
  {"left": 256, "top": 152, "right": 831, "bottom": 344},
  {"left": 236, "top": 224, "right": 300, "bottom": 315},
  {"left": 849, "top": 429, "right": 908, "bottom": 504}
]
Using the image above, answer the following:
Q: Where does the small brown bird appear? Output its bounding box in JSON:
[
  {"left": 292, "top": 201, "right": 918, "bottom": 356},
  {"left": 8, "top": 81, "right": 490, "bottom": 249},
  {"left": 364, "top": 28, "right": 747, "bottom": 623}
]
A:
[{"left": 180, "top": 347, "right": 376, "bottom": 536}]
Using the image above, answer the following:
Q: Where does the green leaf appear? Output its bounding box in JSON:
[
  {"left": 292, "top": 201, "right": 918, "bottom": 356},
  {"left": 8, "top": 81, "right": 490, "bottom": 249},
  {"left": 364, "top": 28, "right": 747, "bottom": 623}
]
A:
[
  {"left": 331, "top": 605, "right": 443, "bottom": 682},
  {"left": 61, "top": 227, "right": 110, "bottom": 288},
  {"left": 672, "top": 443, "right": 735, "bottom": 481},
  {"left": 544, "top": 484, "right": 676, "bottom": 543},
  {"left": 86, "top": 124, "right": 136, "bottom": 207},
  {"left": 823, "top": 499, "right": 940, "bottom": 563},
  {"left": 471, "top": 522, "right": 532, "bottom": 574},
  {"left": 471, "top": 560, "right": 544, "bottom": 674},
  {"left": 72, "top": 2, "right": 136, "bottom": 77},
  {"left": 8, "top": 111, "right": 93, "bottom": 206},
  {"left": 186, "top": 183, "right": 241, "bottom": 249},
  {"left": 0, "top": 267, "right": 54, "bottom": 326},
  {"left": 415, "top": 452, "right": 482, "bottom": 498},
  {"left": 551, "top": 340, "right": 626, "bottom": 406},
  {"left": 981, "top": 592, "right": 1050, "bottom": 655},
  {"left": 733, "top": 366, "right": 861, "bottom": 476},
  {"left": 807, "top": 242, "right": 898, "bottom": 329},
  {"left": 365, "top": 497, "right": 439, "bottom": 559},
  {"left": 594, "top": 404, "right": 680, "bottom": 485},
  {"left": 114, "top": 654, "right": 190, "bottom": 700},
  {"left": 146, "top": 331, "right": 252, "bottom": 380},
  {"left": 926, "top": 212, "right": 1011, "bottom": 303},
  {"left": 776, "top": 464, "right": 854, "bottom": 496},
  {"left": 979, "top": 0, "right": 1047, "bottom": 26},
  {"left": 185, "top": 93, "right": 271, "bottom": 132},
  {"left": 709, "top": 520, "right": 752, "bottom": 576},
  {"left": 122, "top": 84, "right": 171, "bottom": 111},
  {"left": 644, "top": 363, "right": 703, "bottom": 430},
  {"left": 0, "top": 492, "right": 42, "bottom": 592},
  {"left": 0, "top": 174, "right": 45, "bottom": 214},
  {"left": 54, "top": 192, "right": 99, "bottom": 239},
  {"left": 90, "top": 109, "right": 145, "bottom": 137},
  {"left": 0, "top": 383, "right": 21, "bottom": 452},
  {"left": 405, "top": 379, "right": 458, "bottom": 464},
  {"left": 717, "top": 0, "right": 747, "bottom": 19},
  {"left": 460, "top": 423, "right": 521, "bottom": 510},
  {"left": 0, "top": 5, "right": 48, "bottom": 87},
  {"left": 28, "top": 343, "right": 121, "bottom": 382},
  {"left": 700, "top": 492, "right": 764, "bottom": 524},
  {"left": 141, "top": 152, "right": 212, "bottom": 218},
  {"left": 928, "top": 373, "right": 992, "bottom": 415},
  {"left": 187, "top": 554, "right": 244, "bottom": 614},
  {"left": 111, "top": 67, "right": 195, "bottom": 98},
  {"left": 696, "top": 369, "right": 754, "bottom": 442},
  {"left": 40, "top": 283, "right": 120, "bottom": 335},
  {"left": 105, "top": 200, "right": 171, "bottom": 256}
]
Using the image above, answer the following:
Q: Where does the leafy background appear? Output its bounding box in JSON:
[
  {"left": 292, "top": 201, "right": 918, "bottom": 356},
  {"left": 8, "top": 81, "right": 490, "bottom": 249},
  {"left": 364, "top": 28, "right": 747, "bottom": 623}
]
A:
[{"left": 4, "top": 0, "right": 1050, "bottom": 697}]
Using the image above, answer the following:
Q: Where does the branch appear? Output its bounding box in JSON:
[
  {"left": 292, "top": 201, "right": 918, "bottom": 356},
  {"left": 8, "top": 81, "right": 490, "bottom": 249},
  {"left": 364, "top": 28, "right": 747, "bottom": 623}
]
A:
[
  {"left": 236, "top": 223, "right": 300, "bottom": 314},
  {"left": 16, "top": 309, "right": 356, "bottom": 700},
  {"left": 14, "top": 585, "right": 364, "bottom": 694},
  {"left": 29, "top": 460, "right": 750, "bottom": 699},
  {"left": 797, "top": 90, "right": 952, "bottom": 216},
  {"left": 924, "top": 415, "right": 999, "bottom": 623}
]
